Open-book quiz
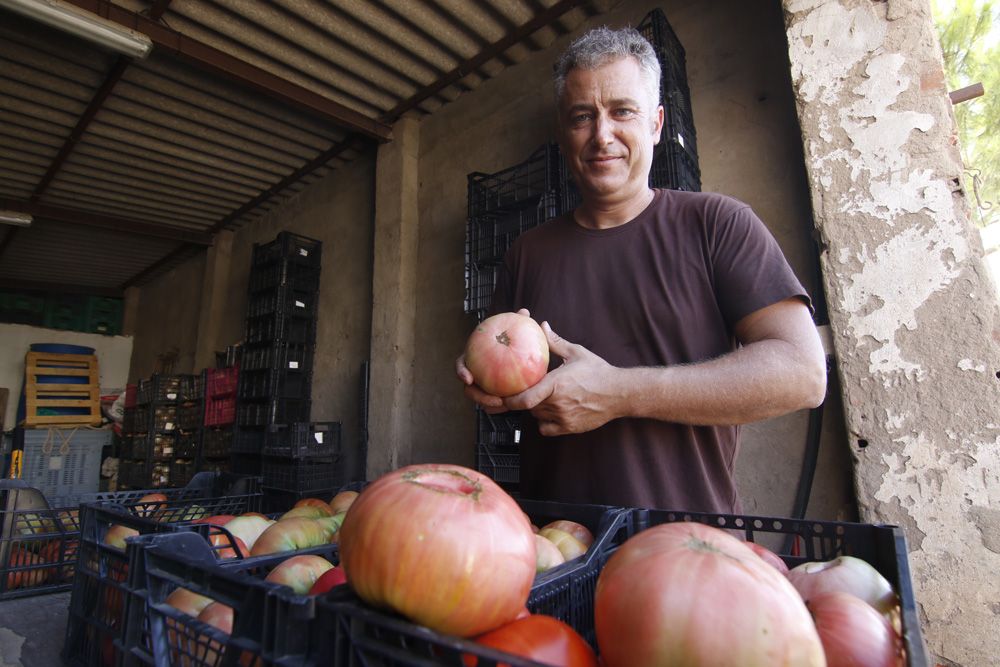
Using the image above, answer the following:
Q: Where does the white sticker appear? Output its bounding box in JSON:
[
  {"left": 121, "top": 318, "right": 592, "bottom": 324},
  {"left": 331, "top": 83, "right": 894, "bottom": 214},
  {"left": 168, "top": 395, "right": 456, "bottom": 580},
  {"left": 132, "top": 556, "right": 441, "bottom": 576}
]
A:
[
  {"left": 165, "top": 422, "right": 175, "bottom": 430},
  {"left": 677, "top": 133, "right": 685, "bottom": 148},
  {"left": 314, "top": 432, "right": 324, "bottom": 444},
  {"left": 167, "top": 392, "right": 177, "bottom": 400},
  {"left": 514, "top": 429, "right": 521, "bottom": 445},
  {"left": 295, "top": 300, "right": 305, "bottom": 308},
  {"left": 289, "top": 361, "right": 299, "bottom": 369},
  {"left": 299, "top": 248, "right": 309, "bottom": 257},
  {"left": 49, "top": 456, "right": 63, "bottom": 471}
]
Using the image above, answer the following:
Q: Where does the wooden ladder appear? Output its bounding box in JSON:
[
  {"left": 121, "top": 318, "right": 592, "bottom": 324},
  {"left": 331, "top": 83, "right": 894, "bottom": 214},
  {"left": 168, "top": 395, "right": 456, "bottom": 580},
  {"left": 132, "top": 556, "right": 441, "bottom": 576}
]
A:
[{"left": 21, "top": 352, "right": 101, "bottom": 427}]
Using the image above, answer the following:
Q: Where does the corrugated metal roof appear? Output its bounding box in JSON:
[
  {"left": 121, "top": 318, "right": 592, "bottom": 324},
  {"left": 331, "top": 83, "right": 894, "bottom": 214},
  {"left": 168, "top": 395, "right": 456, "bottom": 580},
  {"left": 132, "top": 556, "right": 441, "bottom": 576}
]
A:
[{"left": 0, "top": 0, "right": 604, "bottom": 288}]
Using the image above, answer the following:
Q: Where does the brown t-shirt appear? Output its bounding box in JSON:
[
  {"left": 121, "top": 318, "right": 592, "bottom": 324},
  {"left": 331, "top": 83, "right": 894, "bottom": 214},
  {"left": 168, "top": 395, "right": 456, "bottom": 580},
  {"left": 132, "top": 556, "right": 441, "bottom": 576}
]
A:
[{"left": 491, "top": 188, "right": 810, "bottom": 513}]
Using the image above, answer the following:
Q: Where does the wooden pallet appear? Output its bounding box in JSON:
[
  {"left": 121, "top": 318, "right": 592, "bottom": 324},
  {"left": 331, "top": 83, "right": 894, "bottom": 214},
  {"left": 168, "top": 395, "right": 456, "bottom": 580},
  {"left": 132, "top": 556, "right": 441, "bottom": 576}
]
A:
[{"left": 21, "top": 352, "right": 101, "bottom": 427}]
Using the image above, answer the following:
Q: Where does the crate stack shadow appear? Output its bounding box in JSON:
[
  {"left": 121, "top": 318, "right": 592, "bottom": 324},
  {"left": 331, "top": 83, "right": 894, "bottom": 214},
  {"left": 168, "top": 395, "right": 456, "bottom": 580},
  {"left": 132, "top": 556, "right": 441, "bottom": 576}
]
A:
[
  {"left": 231, "top": 231, "right": 342, "bottom": 511},
  {"left": 464, "top": 8, "right": 700, "bottom": 494}
]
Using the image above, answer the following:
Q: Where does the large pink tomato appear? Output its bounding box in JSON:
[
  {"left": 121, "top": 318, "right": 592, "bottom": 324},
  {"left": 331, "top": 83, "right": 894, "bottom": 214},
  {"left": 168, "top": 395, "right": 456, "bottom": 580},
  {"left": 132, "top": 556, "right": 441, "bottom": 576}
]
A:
[
  {"left": 594, "top": 522, "right": 826, "bottom": 667},
  {"left": 464, "top": 312, "right": 549, "bottom": 397},
  {"left": 338, "top": 464, "right": 536, "bottom": 637}
]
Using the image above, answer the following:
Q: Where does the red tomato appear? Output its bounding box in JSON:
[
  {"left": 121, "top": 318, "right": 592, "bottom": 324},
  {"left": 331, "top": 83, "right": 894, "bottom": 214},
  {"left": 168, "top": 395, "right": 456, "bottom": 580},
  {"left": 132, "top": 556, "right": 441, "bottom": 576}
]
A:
[
  {"left": 339, "top": 464, "right": 536, "bottom": 637},
  {"left": 467, "top": 615, "right": 598, "bottom": 667},
  {"left": 464, "top": 312, "right": 549, "bottom": 397},
  {"left": 308, "top": 565, "right": 348, "bottom": 595}
]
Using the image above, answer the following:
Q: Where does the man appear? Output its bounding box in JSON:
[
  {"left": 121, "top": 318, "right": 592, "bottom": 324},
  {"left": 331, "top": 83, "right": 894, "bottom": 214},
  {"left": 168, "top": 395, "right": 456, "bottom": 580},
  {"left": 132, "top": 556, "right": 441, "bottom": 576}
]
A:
[{"left": 456, "top": 26, "right": 826, "bottom": 514}]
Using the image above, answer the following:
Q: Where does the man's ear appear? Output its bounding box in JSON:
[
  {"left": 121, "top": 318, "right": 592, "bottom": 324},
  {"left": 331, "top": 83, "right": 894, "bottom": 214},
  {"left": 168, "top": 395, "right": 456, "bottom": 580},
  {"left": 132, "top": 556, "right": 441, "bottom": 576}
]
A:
[{"left": 652, "top": 105, "right": 664, "bottom": 144}]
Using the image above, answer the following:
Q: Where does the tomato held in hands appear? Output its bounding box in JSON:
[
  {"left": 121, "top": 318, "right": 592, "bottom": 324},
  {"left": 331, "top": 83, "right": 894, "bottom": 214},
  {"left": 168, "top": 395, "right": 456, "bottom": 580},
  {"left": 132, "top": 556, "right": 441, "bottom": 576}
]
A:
[{"left": 464, "top": 312, "right": 549, "bottom": 397}]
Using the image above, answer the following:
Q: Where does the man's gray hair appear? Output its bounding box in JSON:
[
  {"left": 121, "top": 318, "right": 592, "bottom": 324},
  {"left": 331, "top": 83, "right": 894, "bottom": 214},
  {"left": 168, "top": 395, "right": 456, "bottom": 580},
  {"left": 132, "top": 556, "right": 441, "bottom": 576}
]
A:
[{"left": 553, "top": 26, "right": 661, "bottom": 109}]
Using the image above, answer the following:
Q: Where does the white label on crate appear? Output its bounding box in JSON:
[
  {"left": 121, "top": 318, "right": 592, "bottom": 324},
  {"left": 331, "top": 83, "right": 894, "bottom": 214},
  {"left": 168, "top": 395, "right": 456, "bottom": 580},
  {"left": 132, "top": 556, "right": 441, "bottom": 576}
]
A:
[
  {"left": 677, "top": 133, "right": 685, "bottom": 148},
  {"left": 295, "top": 300, "right": 305, "bottom": 308},
  {"left": 165, "top": 422, "right": 174, "bottom": 430},
  {"left": 299, "top": 248, "right": 309, "bottom": 257},
  {"left": 289, "top": 361, "right": 299, "bottom": 369},
  {"left": 48, "top": 456, "right": 63, "bottom": 471},
  {"left": 167, "top": 392, "right": 178, "bottom": 400},
  {"left": 514, "top": 429, "right": 521, "bottom": 444},
  {"left": 314, "top": 432, "right": 324, "bottom": 444}
]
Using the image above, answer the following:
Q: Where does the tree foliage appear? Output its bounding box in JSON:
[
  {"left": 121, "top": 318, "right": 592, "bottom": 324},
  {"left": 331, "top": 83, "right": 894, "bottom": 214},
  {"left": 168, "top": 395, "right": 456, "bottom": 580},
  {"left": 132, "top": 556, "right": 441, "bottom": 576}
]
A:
[{"left": 931, "top": 0, "right": 1000, "bottom": 227}]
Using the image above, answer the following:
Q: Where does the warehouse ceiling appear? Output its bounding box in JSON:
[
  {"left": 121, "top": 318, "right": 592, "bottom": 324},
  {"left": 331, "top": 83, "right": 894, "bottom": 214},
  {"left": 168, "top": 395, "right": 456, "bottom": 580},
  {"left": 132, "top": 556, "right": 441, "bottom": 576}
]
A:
[{"left": 0, "top": 0, "right": 608, "bottom": 293}]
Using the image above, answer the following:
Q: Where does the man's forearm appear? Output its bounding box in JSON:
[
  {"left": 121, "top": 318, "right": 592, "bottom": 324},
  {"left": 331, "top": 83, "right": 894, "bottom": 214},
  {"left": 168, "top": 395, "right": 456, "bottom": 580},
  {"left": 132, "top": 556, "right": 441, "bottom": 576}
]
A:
[{"left": 612, "top": 338, "right": 827, "bottom": 426}]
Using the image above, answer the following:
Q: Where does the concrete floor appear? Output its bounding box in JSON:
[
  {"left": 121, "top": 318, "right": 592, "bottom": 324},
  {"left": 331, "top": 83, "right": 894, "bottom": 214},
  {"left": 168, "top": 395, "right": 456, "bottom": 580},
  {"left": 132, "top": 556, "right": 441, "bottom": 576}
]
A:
[{"left": 0, "top": 592, "right": 69, "bottom": 666}]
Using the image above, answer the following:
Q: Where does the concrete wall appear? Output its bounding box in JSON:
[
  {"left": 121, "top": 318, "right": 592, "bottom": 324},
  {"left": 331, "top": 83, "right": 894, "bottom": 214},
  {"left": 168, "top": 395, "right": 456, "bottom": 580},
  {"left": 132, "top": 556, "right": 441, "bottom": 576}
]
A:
[
  {"left": 128, "top": 252, "right": 206, "bottom": 381},
  {"left": 783, "top": 0, "right": 1000, "bottom": 662},
  {"left": 220, "top": 152, "right": 378, "bottom": 484},
  {"left": 0, "top": 323, "right": 133, "bottom": 428}
]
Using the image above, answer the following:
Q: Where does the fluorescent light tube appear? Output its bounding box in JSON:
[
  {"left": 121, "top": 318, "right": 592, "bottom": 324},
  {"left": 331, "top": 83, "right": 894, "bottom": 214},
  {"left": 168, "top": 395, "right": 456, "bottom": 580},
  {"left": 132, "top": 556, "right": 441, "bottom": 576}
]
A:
[
  {"left": 0, "top": 210, "right": 33, "bottom": 227},
  {"left": 0, "top": 0, "right": 153, "bottom": 59}
]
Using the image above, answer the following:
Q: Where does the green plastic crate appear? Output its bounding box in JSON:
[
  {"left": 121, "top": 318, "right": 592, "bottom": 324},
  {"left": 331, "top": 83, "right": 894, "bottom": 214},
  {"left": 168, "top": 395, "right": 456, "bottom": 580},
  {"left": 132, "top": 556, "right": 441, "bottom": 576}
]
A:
[
  {"left": 84, "top": 296, "right": 123, "bottom": 335},
  {"left": 43, "top": 295, "right": 86, "bottom": 331},
  {"left": 0, "top": 291, "right": 46, "bottom": 326}
]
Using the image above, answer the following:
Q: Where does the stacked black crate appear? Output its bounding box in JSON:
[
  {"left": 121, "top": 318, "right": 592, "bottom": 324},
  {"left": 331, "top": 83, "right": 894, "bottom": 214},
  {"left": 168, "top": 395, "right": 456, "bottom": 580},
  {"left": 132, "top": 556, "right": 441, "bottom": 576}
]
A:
[
  {"left": 234, "top": 232, "right": 339, "bottom": 508},
  {"left": 639, "top": 8, "right": 701, "bottom": 193},
  {"left": 465, "top": 144, "right": 563, "bottom": 494},
  {"left": 121, "top": 374, "right": 186, "bottom": 488},
  {"left": 171, "top": 372, "right": 205, "bottom": 486}
]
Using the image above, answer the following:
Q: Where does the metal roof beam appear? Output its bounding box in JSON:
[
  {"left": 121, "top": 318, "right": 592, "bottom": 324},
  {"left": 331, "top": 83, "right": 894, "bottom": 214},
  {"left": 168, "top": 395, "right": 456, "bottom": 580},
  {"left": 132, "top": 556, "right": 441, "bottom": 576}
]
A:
[
  {"left": 62, "top": 0, "right": 393, "bottom": 143},
  {"left": 121, "top": 242, "right": 200, "bottom": 288},
  {"left": 0, "top": 278, "right": 124, "bottom": 298},
  {"left": 382, "top": 0, "right": 587, "bottom": 123},
  {"left": 0, "top": 198, "right": 213, "bottom": 245}
]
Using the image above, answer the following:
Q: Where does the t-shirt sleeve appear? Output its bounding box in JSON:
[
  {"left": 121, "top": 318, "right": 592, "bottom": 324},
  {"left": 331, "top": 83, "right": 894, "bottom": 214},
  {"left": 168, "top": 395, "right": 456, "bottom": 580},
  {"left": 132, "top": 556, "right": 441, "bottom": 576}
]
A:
[{"left": 710, "top": 201, "right": 812, "bottom": 328}]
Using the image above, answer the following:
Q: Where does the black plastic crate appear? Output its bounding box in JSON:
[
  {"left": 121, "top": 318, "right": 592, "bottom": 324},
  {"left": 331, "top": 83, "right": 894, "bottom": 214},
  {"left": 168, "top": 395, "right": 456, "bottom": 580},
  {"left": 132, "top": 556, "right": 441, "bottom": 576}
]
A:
[
  {"left": 309, "top": 499, "right": 623, "bottom": 666},
  {"left": 238, "top": 366, "right": 313, "bottom": 401},
  {"left": 240, "top": 341, "right": 315, "bottom": 374},
  {"left": 246, "top": 285, "right": 319, "bottom": 320},
  {"left": 248, "top": 259, "right": 321, "bottom": 293},
  {"left": 136, "top": 374, "right": 186, "bottom": 405},
  {"left": 468, "top": 143, "right": 562, "bottom": 218},
  {"left": 124, "top": 404, "right": 179, "bottom": 434},
  {"left": 236, "top": 398, "right": 311, "bottom": 427},
  {"left": 638, "top": 8, "right": 690, "bottom": 96},
  {"left": 125, "top": 531, "right": 338, "bottom": 666},
  {"left": 464, "top": 262, "right": 501, "bottom": 317},
  {"left": 167, "top": 460, "right": 198, "bottom": 487},
  {"left": 262, "top": 459, "right": 339, "bottom": 493},
  {"left": 252, "top": 231, "right": 322, "bottom": 268},
  {"left": 229, "top": 453, "right": 263, "bottom": 476},
  {"left": 260, "top": 421, "right": 341, "bottom": 459},
  {"left": 520, "top": 508, "right": 930, "bottom": 665},
  {"left": 61, "top": 474, "right": 261, "bottom": 665},
  {"left": 231, "top": 426, "right": 266, "bottom": 455},
  {"left": 118, "top": 459, "right": 149, "bottom": 490},
  {"left": 477, "top": 408, "right": 526, "bottom": 448},
  {"left": 466, "top": 196, "right": 556, "bottom": 266},
  {"left": 179, "top": 372, "right": 206, "bottom": 403},
  {"left": 174, "top": 429, "right": 201, "bottom": 459},
  {"left": 316, "top": 590, "right": 558, "bottom": 667},
  {"left": 176, "top": 401, "right": 205, "bottom": 431},
  {"left": 245, "top": 312, "right": 317, "bottom": 345},
  {"left": 202, "top": 426, "right": 233, "bottom": 459},
  {"left": 128, "top": 432, "right": 177, "bottom": 461},
  {"left": 476, "top": 443, "right": 520, "bottom": 488}
]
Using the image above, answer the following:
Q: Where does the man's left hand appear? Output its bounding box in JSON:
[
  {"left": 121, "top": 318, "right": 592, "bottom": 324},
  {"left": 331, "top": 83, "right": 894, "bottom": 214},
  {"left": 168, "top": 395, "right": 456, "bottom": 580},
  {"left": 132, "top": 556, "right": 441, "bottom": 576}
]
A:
[{"left": 503, "top": 322, "right": 621, "bottom": 436}]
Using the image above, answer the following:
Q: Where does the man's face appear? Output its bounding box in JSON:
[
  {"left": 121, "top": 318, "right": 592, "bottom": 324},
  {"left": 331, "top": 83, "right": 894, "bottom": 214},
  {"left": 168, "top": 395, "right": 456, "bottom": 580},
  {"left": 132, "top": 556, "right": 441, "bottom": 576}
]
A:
[{"left": 558, "top": 57, "right": 663, "bottom": 204}]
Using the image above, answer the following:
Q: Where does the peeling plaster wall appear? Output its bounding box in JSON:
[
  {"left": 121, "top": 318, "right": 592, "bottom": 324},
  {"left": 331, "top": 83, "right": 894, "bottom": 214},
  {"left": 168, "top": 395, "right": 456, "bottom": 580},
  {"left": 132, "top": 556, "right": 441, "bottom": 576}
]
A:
[{"left": 783, "top": 0, "right": 1000, "bottom": 663}]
